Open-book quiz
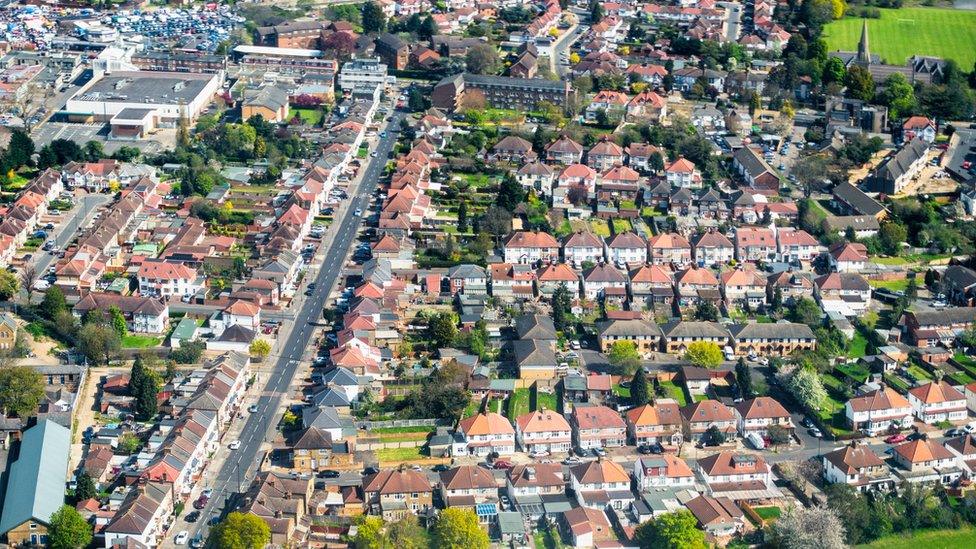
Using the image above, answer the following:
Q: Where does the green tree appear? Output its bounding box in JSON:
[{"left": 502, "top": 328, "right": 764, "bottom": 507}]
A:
[
  {"left": 788, "top": 297, "right": 822, "bottom": 328},
  {"left": 210, "top": 512, "right": 271, "bottom": 549},
  {"left": 879, "top": 73, "right": 917, "bottom": 119},
  {"left": 457, "top": 200, "right": 468, "bottom": 233},
  {"left": 432, "top": 508, "right": 489, "bottom": 549},
  {"left": 735, "top": 358, "right": 753, "bottom": 398},
  {"left": 845, "top": 65, "right": 875, "bottom": 101},
  {"left": 693, "top": 301, "right": 719, "bottom": 322},
  {"left": 74, "top": 470, "right": 97, "bottom": 502},
  {"left": 40, "top": 286, "right": 68, "bottom": 320},
  {"left": 427, "top": 311, "right": 459, "bottom": 348},
  {"left": 249, "top": 339, "right": 272, "bottom": 359},
  {"left": 47, "top": 505, "right": 93, "bottom": 549},
  {"left": 130, "top": 354, "right": 160, "bottom": 421},
  {"left": 767, "top": 424, "right": 792, "bottom": 445},
  {"left": 362, "top": 1, "right": 387, "bottom": 33},
  {"left": 78, "top": 322, "right": 121, "bottom": 365},
  {"left": 704, "top": 424, "right": 726, "bottom": 445},
  {"left": 633, "top": 509, "right": 707, "bottom": 549},
  {"left": 552, "top": 283, "right": 573, "bottom": 332},
  {"left": 465, "top": 43, "right": 501, "bottom": 75},
  {"left": 6, "top": 129, "right": 35, "bottom": 168},
  {"left": 608, "top": 340, "right": 642, "bottom": 375},
  {"left": 0, "top": 366, "right": 44, "bottom": 417},
  {"left": 822, "top": 56, "right": 847, "bottom": 85},
  {"left": 117, "top": 432, "right": 141, "bottom": 454},
  {"left": 170, "top": 340, "right": 205, "bottom": 364},
  {"left": 768, "top": 505, "right": 846, "bottom": 549},
  {"left": 419, "top": 15, "right": 438, "bottom": 40},
  {"left": 353, "top": 515, "right": 386, "bottom": 549},
  {"left": 684, "top": 341, "right": 723, "bottom": 368},
  {"left": 387, "top": 514, "right": 429, "bottom": 548},
  {"left": 631, "top": 368, "right": 651, "bottom": 406},
  {"left": 777, "top": 366, "right": 828, "bottom": 412},
  {"left": 108, "top": 305, "right": 127, "bottom": 338},
  {"left": 0, "top": 269, "right": 18, "bottom": 301},
  {"left": 879, "top": 222, "right": 908, "bottom": 256}
]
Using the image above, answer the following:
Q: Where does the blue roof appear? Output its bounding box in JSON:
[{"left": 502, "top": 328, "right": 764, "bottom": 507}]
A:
[
  {"left": 0, "top": 420, "right": 71, "bottom": 533},
  {"left": 475, "top": 503, "right": 498, "bottom": 516}
]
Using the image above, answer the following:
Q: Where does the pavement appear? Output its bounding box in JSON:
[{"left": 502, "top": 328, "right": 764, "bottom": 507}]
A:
[{"left": 177, "top": 108, "right": 406, "bottom": 545}]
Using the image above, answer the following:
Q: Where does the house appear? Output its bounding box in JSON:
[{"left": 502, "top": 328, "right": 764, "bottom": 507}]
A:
[
  {"left": 569, "top": 459, "right": 633, "bottom": 509},
  {"left": 514, "top": 340, "right": 557, "bottom": 380},
  {"left": 556, "top": 163, "right": 598, "bottom": 197},
  {"left": 828, "top": 241, "right": 868, "bottom": 273},
  {"left": 696, "top": 451, "right": 777, "bottom": 499},
  {"left": 832, "top": 181, "right": 887, "bottom": 219},
  {"left": 674, "top": 266, "right": 721, "bottom": 309},
  {"left": 626, "top": 90, "right": 667, "bottom": 122},
  {"left": 515, "top": 409, "right": 572, "bottom": 454},
  {"left": 822, "top": 441, "right": 894, "bottom": 492},
  {"left": 0, "top": 420, "right": 70, "bottom": 547},
  {"left": 103, "top": 481, "right": 173, "bottom": 548},
  {"left": 137, "top": 259, "right": 204, "bottom": 298},
  {"left": 562, "top": 231, "right": 606, "bottom": 267},
  {"left": 681, "top": 400, "right": 737, "bottom": 442},
  {"left": 945, "top": 434, "right": 976, "bottom": 474},
  {"left": 776, "top": 229, "right": 820, "bottom": 262},
  {"left": 625, "top": 142, "right": 662, "bottom": 172},
  {"left": 902, "top": 116, "right": 937, "bottom": 143},
  {"left": 491, "top": 135, "right": 537, "bottom": 163},
  {"left": 606, "top": 231, "right": 647, "bottom": 267},
  {"left": 489, "top": 263, "right": 535, "bottom": 298},
  {"left": 728, "top": 322, "right": 817, "bottom": 357},
  {"left": 867, "top": 138, "right": 930, "bottom": 195},
  {"left": 289, "top": 427, "right": 349, "bottom": 473},
  {"left": 439, "top": 465, "right": 499, "bottom": 511},
  {"left": 733, "top": 397, "right": 792, "bottom": 437},
  {"left": 845, "top": 386, "right": 913, "bottom": 435},
  {"left": 596, "top": 319, "right": 662, "bottom": 355},
  {"left": 628, "top": 264, "right": 675, "bottom": 307},
  {"left": 505, "top": 462, "right": 565, "bottom": 502},
  {"left": 584, "top": 90, "right": 629, "bottom": 124},
  {"left": 767, "top": 271, "right": 815, "bottom": 305},
  {"left": 815, "top": 272, "right": 871, "bottom": 316},
  {"left": 648, "top": 232, "right": 692, "bottom": 266},
  {"left": 517, "top": 162, "right": 556, "bottom": 196},
  {"left": 73, "top": 293, "right": 168, "bottom": 334},
  {"left": 907, "top": 381, "right": 967, "bottom": 424},
  {"left": 546, "top": 135, "right": 585, "bottom": 164},
  {"left": 587, "top": 139, "right": 626, "bottom": 172},
  {"left": 561, "top": 507, "right": 615, "bottom": 547},
  {"left": 625, "top": 402, "right": 683, "bottom": 447},
  {"left": 891, "top": 439, "right": 962, "bottom": 485},
  {"left": 242, "top": 86, "right": 289, "bottom": 122},
  {"left": 633, "top": 454, "right": 695, "bottom": 489},
  {"left": 503, "top": 231, "right": 560, "bottom": 264},
  {"left": 536, "top": 263, "right": 580, "bottom": 297},
  {"left": 375, "top": 33, "right": 409, "bottom": 70},
  {"left": 581, "top": 263, "right": 628, "bottom": 301},
  {"left": 455, "top": 412, "right": 516, "bottom": 457},
  {"left": 664, "top": 157, "right": 702, "bottom": 189},
  {"left": 902, "top": 308, "right": 976, "bottom": 347},
  {"left": 684, "top": 495, "right": 745, "bottom": 537},
  {"left": 720, "top": 269, "right": 767, "bottom": 308},
  {"left": 0, "top": 312, "right": 17, "bottom": 351},
  {"left": 570, "top": 404, "right": 627, "bottom": 450},
  {"left": 734, "top": 227, "right": 776, "bottom": 262},
  {"left": 448, "top": 264, "right": 488, "bottom": 296},
  {"left": 943, "top": 265, "right": 976, "bottom": 306},
  {"left": 693, "top": 232, "right": 735, "bottom": 267},
  {"left": 362, "top": 469, "right": 433, "bottom": 520},
  {"left": 731, "top": 146, "right": 779, "bottom": 195},
  {"left": 661, "top": 321, "right": 730, "bottom": 354}
]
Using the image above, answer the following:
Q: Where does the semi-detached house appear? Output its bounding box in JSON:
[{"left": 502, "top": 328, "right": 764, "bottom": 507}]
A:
[
  {"left": 571, "top": 404, "right": 626, "bottom": 450},
  {"left": 822, "top": 442, "right": 893, "bottom": 492},
  {"left": 845, "top": 387, "right": 913, "bottom": 435},
  {"left": 455, "top": 412, "right": 516, "bottom": 457},
  {"left": 633, "top": 454, "right": 695, "bottom": 489},
  {"left": 625, "top": 401, "right": 683, "bottom": 447},
  {"left": 907, "top": 381, "right": 967, "bottom": 424},
  {"left": 502, "top": 231, "right": 560, "bottom": 264},
  {"left": 570, "top": 459, "right": 633, "bottom": 509},
  {"left": 515, "top": 409, "right": 572, "bottom": 454},
  {"left": 137, "top": 259, "right": 204, "bottom": 298}
]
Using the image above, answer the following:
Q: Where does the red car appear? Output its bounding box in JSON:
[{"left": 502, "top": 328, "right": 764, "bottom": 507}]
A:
[
  {"left": 193, "top": 495, "right": 209, "bottom": 510},
  {"left": 493, "top": 460, "right": 513, "bottom": 470},
  {"left": 884, "top": 434, "right": 906, "bottom": 444}
]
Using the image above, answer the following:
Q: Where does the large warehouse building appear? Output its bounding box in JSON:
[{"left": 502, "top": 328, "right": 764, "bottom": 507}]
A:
[{"left": 63, "top": 70, "right": 224, "bottom": 128}]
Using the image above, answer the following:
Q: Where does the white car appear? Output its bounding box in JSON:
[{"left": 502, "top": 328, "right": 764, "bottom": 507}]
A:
[
  {"left": 228, "top": 440, "right": 241, "bottom": 450},
  {"left": 175, "top": 531, "right": 189, "bottom": 545},
  {"left": 33, "top": 280, "right": 50, "bottom": 291}
]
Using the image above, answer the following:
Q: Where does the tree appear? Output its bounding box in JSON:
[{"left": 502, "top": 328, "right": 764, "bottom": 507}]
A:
[
  {"left": 704, "top": 424, "right": 727, "bottom": 445},
  {"left": 427, "top": 311, "right": 458, "bottom": 349},
  {"left": 684, "top": 341, "right": 723, "bottom": 368},
  {"left": 693, "top": 301, "right": 719, "bottom": 322},
  {"left": 170, "top": 340, "right": 205, "bottom": 364},
  {"left": 361, "top": 1, "right": 387, "bottom": 33},
  {"left": 879, "top": 73, "right": 917, "bottom": 119},
  {"left": 6, "top": 128, "right": 35, "bottom": 168},
  {"left": 322, "top": 31, "right": 357, "bottom": 58},
  {"left": 552, "top": 283, "right": 573, "bottom": 332},
  {"left": 465, "top": 44, "right": 501, "bottom": 75},
  {"left": 822, "top": 56, "right": 846, "bottom": 85},
  {"left": 457, "top": 201, "right": 468, "bottom": 233},
  {"left": 47, "top": 505, "right": 93, "bottom": 549},
  {"left": 388, "top": 514, "right": 429, "bottom": 548},
  {"left": 735, "top": 358, "right": 753, "bottom": 398},
  {"left": 19, "top": 264, "right": 37, "bottom": 301},
  {"left": 108, "top": 305, "right": 127, "bottom": 339},
  {"left": 830, "top": 0, "right": 846, "bottom": 19},
  {"left": 210, "top": 512, "right": 271, "bottom": 549},
  {"left": 250, "top": 339, "right": 272, "bottom": 359},
  {"left": 879, "top": 222, "right": 908, "bottom": 256},
  {"left": 74, "top": 470, "right": 97, "bottom": 502},
  {"left": 497, "top": 174, "right": 527, "bottom": 212},
  {"left": 633, "top": 509, "right": 707, "bottom": 549},
  {"left": 479, "top": 205, "right": 513, "bottom": 244},
  {"left": 0, "top": 269, "right": 18, "bottom": 301},
  {"left": 845, "top": 65, "right": 875, "bottom": 101},
  {"left": 117, "top": 432, "right": 141, "bottom": 454},
  {"left": 432, "top": 508, "right": 489, "bottom": 549},
  {"left": 590, "top": 0, "right": 604, "bottom": 23},
  {"left": 353, "top": 515, "right": 385, "bottom": 549},
  {"left": 768, "top": 505, "right": 847, "bottom": 549},
  {"left": 771, "top": 286, "right": 784, "bottom": 312},
  {"left": 419, "top": 15, "right": 438, "bottom": 40},
  {"left": 78, "top": 322, "right": 121, "bottom": 365},
  {"left": 631, "top": 368, "right": 651, "bottom": 406},
  {"left": 788, "top": 297, "right": 822, "bottom": 328},
  {"left": 408, "top": 88, "right": 429, "bottom": 113},
  {"left": 767, "top": 424, "right": 791, "bottom": 445},
  {"left": 777, "top": 365, "right": 828, "bottom": 412},
  {"left": 608, "top": 340, "right": 642, "bottom": 375},
  {"left": 0, "top": 366, "right": 44, "bottom": 417},
  {"left": 130, "top": 354, "right": 160, "bottom": 421}
]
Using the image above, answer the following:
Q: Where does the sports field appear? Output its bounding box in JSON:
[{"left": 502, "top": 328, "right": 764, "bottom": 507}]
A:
[{"left": 823, "top": 8, "right": 976, "bottom": 70}]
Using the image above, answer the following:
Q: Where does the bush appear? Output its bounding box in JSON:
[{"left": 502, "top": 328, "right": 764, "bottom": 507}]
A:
[{"left": 170, "top": 340, "right": 205, "bottom": 364}]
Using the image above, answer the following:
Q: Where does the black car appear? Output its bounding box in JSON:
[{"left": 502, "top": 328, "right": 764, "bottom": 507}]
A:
[
  {"left": 800, "top": 417, "right": 814, "bottom": 428},
  {"left": 363, "top": 466, "right": 380, "bottom": 476},
  {"left": 184, "top": 511, "right": 200, "bottom": 523},
  {"left": 317, "top": 470, "right": 341, "bottom": 479},
  {"left": 432, "top": 464, "right": 450, "bottom": 472},
  {"left": 637, "top": 445, "right": 653, "bottom": 454}
]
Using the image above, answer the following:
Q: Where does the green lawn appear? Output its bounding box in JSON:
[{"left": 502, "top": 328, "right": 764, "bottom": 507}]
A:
[
  {"left": 824, "top": 8, "right": 976, "bottom": 69},
  {"left": 291, "top": 107, "right": 324, "bottom": 126},
  {"left": 658, "top": 380, "right": 688, "bottom": 406},
  {"left": 849, "top": 333, "right": 869, "bottom": 359},
  {"left": 858, "top": 526, "right": 976, "bottom": 549},
  {"left": 868, "top": 278, "right": 911, "bottom": 292},
  {"left": 376, "top": 447, "right": 426, "bottom": 462},
  {"left": 754, "top": 506, "right": 782, "bottom": 521},
  {"left": 508, "top": 388, "right": 530, "bottom": 419},
  {"left": 121, "top": 335, "right": 162, "bottom": 348},
  {"left": 534, "top": 528, "right": 564, "bottom": 549},
  {"left": 533, "top": 389, "right": 558, "bottom": 412},
  {"left": 871, "top": 256, "right": 909, "bottom": 266},
  {"left": 954, "top": 352, "right": 976, "bottom": 369},
  {"left": 371, "top": 426, "right": 436, "bottom": 434},
  {"left": 613, "top": 383, "right": 631, "bottom": 399},
  {"left": 611, "top": 218, "right": 632, "bottom": 234},
  {"left": 589, "top": 219, "right": 611, "bottom": 237}
]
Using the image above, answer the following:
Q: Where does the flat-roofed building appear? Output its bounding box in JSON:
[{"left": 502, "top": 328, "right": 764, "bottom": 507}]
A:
[{"left": 65, "top": 70, "right": 223, "bottom": 124}]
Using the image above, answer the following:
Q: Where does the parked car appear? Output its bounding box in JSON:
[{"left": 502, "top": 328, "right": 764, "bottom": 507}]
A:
[
  {"left": 228, "top": 440, "right": 241, "bottom": 450},
  {"left": 499, "top": 495, "right": 512, "bottom": 511},
  {"left": 431, "top": 464, "right": 449, "bottom": 472},
  {"left": 493, "top": 460, "right": 513, "bottom": 470},
  {"left": 884, "top": 434, "right": 907, "bottom": 444},
  {"left": 317, "top": 470, "right": 340, "bottom": 479},
  {"left": 192, "top": 495, "right": 208, "bottom": 509},
  {"left": 562, "top": 456, "right": 582, "bottom": 465},
  {"left": 946, "top": 428, "right": 965, "bottom": 438},
  {"left": 808, "top": 427, "right": 822, "bottom": 438},
  {"left": 175, "top": 531, "right": 189, "bottom": 545},
  {"left": 184, "top": 511, "right": 200, "bottom": 523},
  {"left": 363, "top": 466, "right": 380, "bottom": 475}
]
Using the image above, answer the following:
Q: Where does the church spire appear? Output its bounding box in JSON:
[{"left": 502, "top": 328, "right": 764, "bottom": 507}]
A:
[{"left": 857, "top": 19, "right": 870, "bottom": 65}]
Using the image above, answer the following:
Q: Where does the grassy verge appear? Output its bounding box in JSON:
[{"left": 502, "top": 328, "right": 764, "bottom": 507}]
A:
[{"left": 857, "top": 526, "right": 976, "bottom": 549}]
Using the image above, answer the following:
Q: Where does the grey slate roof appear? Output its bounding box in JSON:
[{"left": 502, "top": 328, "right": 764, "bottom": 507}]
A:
[
  {"left": 729, "top": 322, "right": 816, "bottom": 340},
  {"left": 833, "top": 181, "right": 886, "bottom": 217},
  {"left": 513, "top": 339, "right": 556, "bottom": 367},
  {"left": 661, "top": 321, "right": 731, "bottom": 340},
  {"left": 0, "top": 420, "right": 71, "bottom": 533},
  {"left": 597, "top": 319, "right": 662, "bottom": 338},
  {"left": 874, "top": 138, "right": 929, "bottom": 183},
  {"left": 944, "top": 265, "right": 976, "bottom": 289},
  {"left": 515, "top": 314, "right": 557, "bottom": 340}
]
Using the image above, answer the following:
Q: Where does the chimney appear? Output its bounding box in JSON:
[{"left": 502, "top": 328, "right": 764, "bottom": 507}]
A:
[{"left": 526, "top": 467, "right": 535, "bottom": 481}]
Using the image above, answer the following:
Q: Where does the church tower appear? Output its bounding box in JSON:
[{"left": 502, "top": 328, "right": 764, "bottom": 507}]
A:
[{"left": 856, "top": 19, "right": 871, "bottom": 65}]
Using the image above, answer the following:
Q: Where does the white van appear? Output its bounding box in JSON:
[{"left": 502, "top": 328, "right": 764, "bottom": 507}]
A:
[
  {"left": 746, "top": 432, "right": 765, "bottom": 450},
  {"left": 723, "top": 346, "right": 735, "bottom": 361}
]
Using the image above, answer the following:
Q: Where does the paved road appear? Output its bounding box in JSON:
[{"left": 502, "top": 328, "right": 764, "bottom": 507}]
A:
[
  {"left": 719, "top": 2, "right": 742, "bottom": 42},
  {"left": 184, "top": 109, "right": 406, "bottom": 543},
  {"left": 552, "top": 23, "right": 584, "bottom": 78}
]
